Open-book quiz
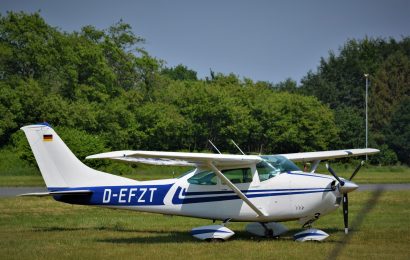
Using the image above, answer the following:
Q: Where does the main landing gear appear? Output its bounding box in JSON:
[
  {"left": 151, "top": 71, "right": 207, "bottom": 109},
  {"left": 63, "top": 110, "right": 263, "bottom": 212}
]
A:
[
  {"left": 245, "top": 222, "right": 288, "bottom": 238},
  {"left": 191, "top": 219, "right": 234, "bottom": 242}
]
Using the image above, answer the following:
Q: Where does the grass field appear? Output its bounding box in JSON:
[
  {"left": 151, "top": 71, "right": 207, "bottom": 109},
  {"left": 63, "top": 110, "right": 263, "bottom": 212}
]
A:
[{"left": 0, "top": 190, "right": 409, "bottom": 259}]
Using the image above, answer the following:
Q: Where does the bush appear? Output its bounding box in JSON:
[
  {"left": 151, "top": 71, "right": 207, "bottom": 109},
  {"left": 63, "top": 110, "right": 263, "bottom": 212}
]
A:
[{"left": 369, "top": 144, "right": 398, "bottom": 166}]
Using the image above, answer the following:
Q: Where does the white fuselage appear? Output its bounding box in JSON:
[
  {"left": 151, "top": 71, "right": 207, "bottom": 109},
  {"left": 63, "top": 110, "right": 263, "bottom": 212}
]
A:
[{"left": 55, "top": 170, "right": 340, "bottom": 223}]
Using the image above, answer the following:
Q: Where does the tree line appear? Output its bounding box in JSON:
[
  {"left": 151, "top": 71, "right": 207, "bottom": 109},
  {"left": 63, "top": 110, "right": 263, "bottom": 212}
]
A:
[{"left": 0, "top": 12, "right": 409, "bottom": 165}]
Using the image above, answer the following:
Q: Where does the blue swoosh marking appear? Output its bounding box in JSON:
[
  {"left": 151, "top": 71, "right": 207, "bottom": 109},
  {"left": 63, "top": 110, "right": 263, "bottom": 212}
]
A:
[
  {"left": 184, "top": 187, "right": 329, "bottom": 196},
  {"left": 172, "top": 187, "right": 333, "bottom": 205}
]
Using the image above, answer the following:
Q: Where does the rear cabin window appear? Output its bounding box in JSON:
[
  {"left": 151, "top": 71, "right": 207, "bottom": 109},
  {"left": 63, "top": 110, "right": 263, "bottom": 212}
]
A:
[
  {"left": 221, "top": 168, "right": 252, "bottom": 184},
  {"left": 187, "top": 168, "right": 252, "bottom": 185}
]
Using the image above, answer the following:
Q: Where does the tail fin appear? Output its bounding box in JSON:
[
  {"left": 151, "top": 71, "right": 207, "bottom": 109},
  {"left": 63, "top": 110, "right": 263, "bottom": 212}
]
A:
[{"left": 21, "top": 123, "right": 137, "bottom": 188}]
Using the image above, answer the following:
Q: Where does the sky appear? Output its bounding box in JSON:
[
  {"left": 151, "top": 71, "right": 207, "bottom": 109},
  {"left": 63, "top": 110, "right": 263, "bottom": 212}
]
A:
[{"left": 1, "top": 0, "right": 409, "bottom": 84}]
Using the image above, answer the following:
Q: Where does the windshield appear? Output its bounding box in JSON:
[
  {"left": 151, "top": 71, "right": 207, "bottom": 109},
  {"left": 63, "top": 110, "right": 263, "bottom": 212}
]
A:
[
  {"left": 256, "top": 155, "right": 300, "bottom": 182},
  {"left": 260, "top": 155, "right": 301, "bottom": 173}
]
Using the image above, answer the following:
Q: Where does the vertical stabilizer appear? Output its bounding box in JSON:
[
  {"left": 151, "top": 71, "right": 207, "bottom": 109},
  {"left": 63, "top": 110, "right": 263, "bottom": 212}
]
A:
[{"left": 21, "top": 124, "right": 138, "bottom": 188}]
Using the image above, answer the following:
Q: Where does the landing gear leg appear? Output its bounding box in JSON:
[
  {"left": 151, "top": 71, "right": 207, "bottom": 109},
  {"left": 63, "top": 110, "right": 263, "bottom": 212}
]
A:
[
  {"left": 222, "top": 218, "right": 232, "bottom": 227},
  {"left": 302, "top": 213, "right": 321, "bottom": 229}
]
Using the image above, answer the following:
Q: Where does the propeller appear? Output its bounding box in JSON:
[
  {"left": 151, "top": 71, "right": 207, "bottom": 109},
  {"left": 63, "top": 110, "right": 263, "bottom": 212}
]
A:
[
  {"left": 326, "top": 161, "right": 364, "bottom": 234},
  {"left": 349, "top": 160, "right": 365, "bottom": 181}
]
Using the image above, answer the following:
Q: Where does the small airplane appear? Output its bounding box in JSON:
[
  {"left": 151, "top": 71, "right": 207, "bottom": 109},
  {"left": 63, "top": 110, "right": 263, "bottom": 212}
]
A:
[{"left": 20, "top": 123, "right": 379, "bottom": 242}]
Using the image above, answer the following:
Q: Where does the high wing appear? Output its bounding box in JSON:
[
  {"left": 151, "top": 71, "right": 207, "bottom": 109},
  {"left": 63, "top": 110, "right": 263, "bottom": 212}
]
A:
[
  {"left": 279, "top": 148, "right": 379, "bottom": 162},
  {"left": 86, "top": 150, "right": 262, "bottom": 167}
]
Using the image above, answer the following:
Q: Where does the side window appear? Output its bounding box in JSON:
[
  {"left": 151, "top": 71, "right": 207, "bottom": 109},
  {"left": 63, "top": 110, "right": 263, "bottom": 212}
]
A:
[
  {"left": 221, "top": 168, "right": 252, "bottom": 184},
  {"left": 187, "top": 168, "right": 253, "bottom": 185},
  {"left": 187, "top": 171, "right": 217, "bottom": 185}
]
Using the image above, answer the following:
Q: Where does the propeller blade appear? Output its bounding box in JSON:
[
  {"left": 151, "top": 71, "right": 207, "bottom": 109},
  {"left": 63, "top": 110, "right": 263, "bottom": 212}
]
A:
[
  {"left": 325, "top": 163, "right": 345, "bottom": 186},
  {"left": 349, "top": 161, "right": 365, "bottom": 181},
  {"left": 343, "top": 194, "right": 348, "bottom": 234}
]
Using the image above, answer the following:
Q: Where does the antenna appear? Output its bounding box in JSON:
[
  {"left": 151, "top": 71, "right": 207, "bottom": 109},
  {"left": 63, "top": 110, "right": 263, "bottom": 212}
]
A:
[
  {"left": 231, "top": 139, "right": 245, "bottom": 155},
  {"left": 208, "top": 140, "right": 221, "bottom": 154}
]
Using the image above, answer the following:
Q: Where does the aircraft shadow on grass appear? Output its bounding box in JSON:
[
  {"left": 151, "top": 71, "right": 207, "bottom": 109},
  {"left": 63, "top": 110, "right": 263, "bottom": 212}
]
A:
[
  {"left": 33, "top": 225, "right": 345, "bottom": 243},
  {"left": 96, "top": 228, "right": 343, "bottom": 244}
]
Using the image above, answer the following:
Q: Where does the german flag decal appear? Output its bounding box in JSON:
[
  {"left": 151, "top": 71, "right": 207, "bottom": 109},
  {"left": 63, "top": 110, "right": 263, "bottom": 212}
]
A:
[{"left": 43, "top": 134, "right": 53, "bottom": 141}]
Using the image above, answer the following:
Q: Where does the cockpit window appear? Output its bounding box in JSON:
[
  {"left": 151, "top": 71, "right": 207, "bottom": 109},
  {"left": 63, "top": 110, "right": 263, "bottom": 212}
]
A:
[{"left": 258, "top": 155, "right": 300, "bottom": 181}]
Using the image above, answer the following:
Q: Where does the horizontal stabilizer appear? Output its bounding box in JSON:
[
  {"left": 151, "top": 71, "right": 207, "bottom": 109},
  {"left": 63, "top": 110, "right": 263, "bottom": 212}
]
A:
[{"left": 18, "top": 190, "right": 93, "bottom": 197}]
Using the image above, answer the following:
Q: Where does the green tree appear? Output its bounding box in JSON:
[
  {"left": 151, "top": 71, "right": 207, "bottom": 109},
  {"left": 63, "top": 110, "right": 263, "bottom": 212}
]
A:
[
  {"left": 0, "top": 82, "right": 21, "bottom": 145},
  {"left": 96, "top": 95, "right": 145, "bottom": 150},
  {"left": 386, "top": 98, "right": 410, "bottom": 165},
  {"left": 370, "top": 51, "right": 410, "bottom": 131},
  {"left": 300, "top": 37, "right": 410, "bottom": 163},
  {"left": 272, "top": 78, "right": 298, "bottom": 93},
  {"left": 136, "top": 102, "right": 189, "bottom": 150},
  {"left": 300, "top": 37, "right": 410, "bottom": 110},
  {"left": 162, "top": 64, "right": 198, "bottom": 81},
  {"left": 246, "top": 88, "right": 338, "bottom": 153},
  {"left": 134, "top": 54, "right": 163, "bottom": 101},
  {"left": 333, "top": 107, "right": 365, "bottom": 148},
  {"left": 0, "top": 12, "right": 61, "bottom": 80}
]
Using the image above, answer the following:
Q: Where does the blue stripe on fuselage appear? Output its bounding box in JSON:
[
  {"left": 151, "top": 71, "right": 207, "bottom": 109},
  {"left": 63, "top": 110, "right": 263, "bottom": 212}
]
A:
[{"left": 286, "top": 172, "right": 334, "bottom": 180}]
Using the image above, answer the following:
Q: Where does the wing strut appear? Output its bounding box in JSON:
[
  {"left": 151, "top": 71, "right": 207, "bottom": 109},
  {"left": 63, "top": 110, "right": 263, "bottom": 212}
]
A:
[
  {"left": 310, "top": 160, "right": 321, "bottom": 173},
  {"left": 207, "top": 162, "right": 267, "bottom": 217}
]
